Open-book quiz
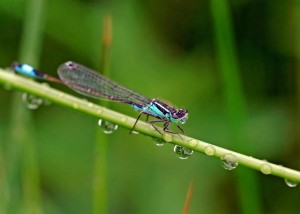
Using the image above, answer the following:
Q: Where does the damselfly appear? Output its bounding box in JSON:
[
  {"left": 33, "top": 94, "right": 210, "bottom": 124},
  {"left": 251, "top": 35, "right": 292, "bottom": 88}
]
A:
[{"left": 12, "top": 61, "right": 188, "bottom": 136}]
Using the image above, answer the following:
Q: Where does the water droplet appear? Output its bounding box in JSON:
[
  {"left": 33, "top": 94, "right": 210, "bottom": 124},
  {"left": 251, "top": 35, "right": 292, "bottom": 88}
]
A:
[
  {"left": 188, "top": 139, "right": 198, "bottom": 147},
  {"left": 284, "top": 178, "right": 298, "bottom": 188},
  {"left": 173, "top": 145, "right": 193, "bottom": 160},
  {"left": 72, "top": 103, "right": 79, "bottom": 109},
  {"left": 96, "top": 108, "right": 103, "bottom": 114},
  {"left": 131, "top": 131, "right": 139, "bottom": 135},
  {"left": 152, "top": 137, "right": 166, "bottom": 146},
  {"left": 87, "top": 102, "right": 94, "bottom": 107},
  {"left": 120, "top": 117, "right": 127, "bottom": 122},
  {"left": 22, "top": 93, "right": 44, "bottom": 110},
  {"left": 260, "top": 163, "right": 272, "bottom": 175},
  {"left": 221, "top": 153, "right": 238, "bottom": 170},
  {"left": 204, "top": 145, "right": 216, "bottom": 156},
  {"left": 163, "top": 133, "right": 172, "bottom": 142},
  {"left": 98, "top": 119, "right": 118, "bottom": 134}
]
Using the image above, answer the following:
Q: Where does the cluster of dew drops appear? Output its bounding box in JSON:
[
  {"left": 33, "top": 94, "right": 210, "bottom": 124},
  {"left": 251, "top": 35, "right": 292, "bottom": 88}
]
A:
[
  {"left": 97, "top": 118, "right": 195, "bottom": 160},
  {"left": 18, "top": 91, "right": 300, "bottom": 187},
  {"left": 99, "top": 121, "right": 300, "bottom": 188},
  {"left": 96, "top": 114, "right": 300, "bottom": 187},
  {"left": 19, "top": 91, "right": 194, "bottom": 159}
]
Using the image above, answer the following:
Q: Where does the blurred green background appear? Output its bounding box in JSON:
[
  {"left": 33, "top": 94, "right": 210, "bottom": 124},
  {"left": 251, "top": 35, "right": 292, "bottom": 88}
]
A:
[{"left": 1, "top": 0, "right": 300, "bottom": 213}]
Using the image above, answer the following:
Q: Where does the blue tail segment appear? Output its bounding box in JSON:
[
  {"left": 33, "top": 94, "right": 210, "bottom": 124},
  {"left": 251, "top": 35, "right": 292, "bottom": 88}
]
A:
[
  {"left": 12, "top": 62, "right": 61, "bottom": 83},
  {"left": 12, "top": 62, "right": 43, "bottom": 78}
]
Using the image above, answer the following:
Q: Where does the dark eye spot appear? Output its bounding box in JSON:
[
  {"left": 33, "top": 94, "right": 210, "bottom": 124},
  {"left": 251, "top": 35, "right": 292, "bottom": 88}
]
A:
[{"left": 66, "top": 61, "right": 75, "bottom": 69}]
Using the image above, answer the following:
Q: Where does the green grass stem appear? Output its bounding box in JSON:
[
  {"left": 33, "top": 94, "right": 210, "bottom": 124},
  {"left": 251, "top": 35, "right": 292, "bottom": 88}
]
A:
[{"left": 1, "top": 69, "right": 300, "bottom": 184}]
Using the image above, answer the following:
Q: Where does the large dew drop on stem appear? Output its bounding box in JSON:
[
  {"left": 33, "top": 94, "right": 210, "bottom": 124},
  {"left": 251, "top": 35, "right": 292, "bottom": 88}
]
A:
[
  {"left": 152, "top": 137, "right": 166, "bottom": 147},
  {"left": 260, "top": 163, "right": 272, "bottom": 175},
  {"left": 220, "top": 153, "right": 238, "bottom": 170},
  {"left": 98, "top": 119, "right": 118, "bottom": 134},
  {"left": 204, "top": 145, "right": 216, "bottom": 156},
  {"left": 284, "top": 178, "right": 298, "bottom": 188},
  {"left": 173, "top": 145, "right": 193, "bottom": 160},
  {"left": 22, "top": 93, "right": 44, "bottom": 110}
]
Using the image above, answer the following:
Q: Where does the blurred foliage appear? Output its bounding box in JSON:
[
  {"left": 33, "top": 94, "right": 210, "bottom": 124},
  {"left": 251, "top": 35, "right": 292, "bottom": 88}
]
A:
[{"left": 0, "top": 0, "right": 300, "bottom": 213}]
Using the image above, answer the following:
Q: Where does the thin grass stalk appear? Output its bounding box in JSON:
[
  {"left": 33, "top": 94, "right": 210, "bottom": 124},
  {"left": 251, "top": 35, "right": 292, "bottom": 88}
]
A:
[
  {"left": 210, "top": 0, "right": 262, "bottom": 213},
  {"left": 93, "top": 15, "right": 113, "bottom": 214},
  {"left": 5, "top": 0, "right": 46, "bottom": 213}
]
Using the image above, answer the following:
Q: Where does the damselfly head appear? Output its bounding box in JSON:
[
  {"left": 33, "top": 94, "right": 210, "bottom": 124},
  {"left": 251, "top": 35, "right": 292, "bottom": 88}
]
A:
[
  {"left": 64, "top": 61, "right": 76, "bottom": 70},
  {"left": 173, "top": 109, "right": 188, "bottom": 124}
]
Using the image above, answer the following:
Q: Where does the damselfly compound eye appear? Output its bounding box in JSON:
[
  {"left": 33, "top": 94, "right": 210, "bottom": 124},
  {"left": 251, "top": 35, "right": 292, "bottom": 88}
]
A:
[{"left": 65, "top": 61, "right": 75, "bottom": 69}]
